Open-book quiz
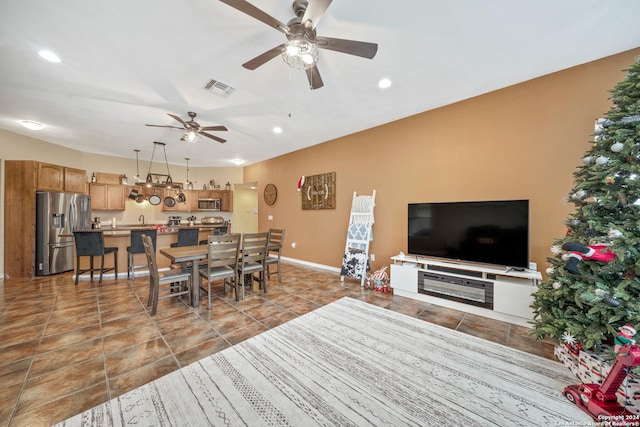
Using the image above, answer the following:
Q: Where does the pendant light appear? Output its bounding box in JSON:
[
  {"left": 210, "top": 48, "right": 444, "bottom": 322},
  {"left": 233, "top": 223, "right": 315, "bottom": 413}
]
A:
[
  {"left": 135, "top": 141, "right": 182, "bottom": 189},
  {"left": 133, "top": 149, "right": 141, "bottom": 181},
  {"left": 185, "top": 157, "right": 193, "bottom": 190}
]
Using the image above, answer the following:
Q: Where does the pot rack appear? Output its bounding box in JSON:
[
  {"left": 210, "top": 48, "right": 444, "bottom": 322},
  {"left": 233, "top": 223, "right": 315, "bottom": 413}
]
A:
[{"left": 135, "top": 141, "right": 182, "bottom": 189}]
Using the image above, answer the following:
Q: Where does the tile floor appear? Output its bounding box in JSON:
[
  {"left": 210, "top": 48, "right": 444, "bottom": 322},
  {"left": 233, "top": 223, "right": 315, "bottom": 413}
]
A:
[{"left": 0, "top": 262, "right": 555, "bottom": 426}]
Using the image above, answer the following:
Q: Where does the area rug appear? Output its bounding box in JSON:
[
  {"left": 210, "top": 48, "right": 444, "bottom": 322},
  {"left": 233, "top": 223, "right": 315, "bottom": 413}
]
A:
[{"left": 56, "top": 297, "right": 590, "bottom": 426}]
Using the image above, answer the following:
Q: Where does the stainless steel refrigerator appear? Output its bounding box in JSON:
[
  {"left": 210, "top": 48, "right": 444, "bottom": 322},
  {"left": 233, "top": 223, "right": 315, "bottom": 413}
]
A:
[{"left": 36, "top": 191, "right": 91, "bottom": 276}]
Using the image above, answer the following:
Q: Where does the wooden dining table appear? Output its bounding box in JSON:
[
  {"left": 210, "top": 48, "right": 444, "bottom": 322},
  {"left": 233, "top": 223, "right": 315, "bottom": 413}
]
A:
[
  {"left": 159, "top": 245, "right": 209, "bottom": 307},
  {"left": 160, "top": 239, "right": 277, "bottom": 307}
]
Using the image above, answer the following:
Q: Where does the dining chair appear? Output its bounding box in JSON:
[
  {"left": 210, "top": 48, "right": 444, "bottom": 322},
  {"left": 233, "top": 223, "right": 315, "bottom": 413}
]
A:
[
  {"left": 236, "top": 232, "right": 269, "bottom": 300},
  {"left": 127, "top": 228, "right": 157, "bottom": 280},
  {"left": 266, "top": 228, "right": 285, "bottom": 284},
  {"left": 73, "top": 231, "right": 118, "bottom": 285},
  {"left": 142, "top": 234, "right": 191, "bottom": 315},
  {"left": 198, "top": 233, "right": 241, "bottom": 309}
]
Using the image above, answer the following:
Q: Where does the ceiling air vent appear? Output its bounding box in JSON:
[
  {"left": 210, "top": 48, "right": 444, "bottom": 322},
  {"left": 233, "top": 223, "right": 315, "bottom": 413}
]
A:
[{"left": 203, "top": 79, "right": 236, "bottom": 97}]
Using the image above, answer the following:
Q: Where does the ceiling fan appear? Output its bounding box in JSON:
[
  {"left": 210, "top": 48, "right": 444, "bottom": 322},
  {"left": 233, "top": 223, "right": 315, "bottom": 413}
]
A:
[
  {"left": 145, "top": 112, "right": 228, "bottom": 143},
  {"left": 219, "top": 0, "right": 378, "bottom": 90}
]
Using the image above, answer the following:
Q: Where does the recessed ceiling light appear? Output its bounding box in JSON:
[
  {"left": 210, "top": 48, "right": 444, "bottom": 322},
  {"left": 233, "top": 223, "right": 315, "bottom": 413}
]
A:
[
  {"left": 38, "top": 50, "right": 61, "bottom": 63},
  {"left": 19, "top": 120, "right": 46, "bottom": 130},
  {"left": 231, "top": 159, "right": 245, "bottom": 165},
  {"left": 273, "top": 126, "right": 283, "bottom": 134},
  {"left": 378, "top": 78, "right": 392, "bottom": 89}
]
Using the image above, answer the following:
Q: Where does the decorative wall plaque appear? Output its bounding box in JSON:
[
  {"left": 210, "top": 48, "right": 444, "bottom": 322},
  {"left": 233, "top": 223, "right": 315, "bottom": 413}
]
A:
[{"left": 301, "top": 172, "right": 336, "bottom": 210}]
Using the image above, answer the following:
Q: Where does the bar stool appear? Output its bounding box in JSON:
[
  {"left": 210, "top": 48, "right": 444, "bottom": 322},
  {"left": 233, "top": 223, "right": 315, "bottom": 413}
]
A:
[
  {"left": 73, "top": 231, "right": 118, "bottom": 285},
  {"left": 127, "top": 229, "right": 157, "bottom": 280},
  {"left": 170, "top": 228, "right": 199, "bottom": 247}
]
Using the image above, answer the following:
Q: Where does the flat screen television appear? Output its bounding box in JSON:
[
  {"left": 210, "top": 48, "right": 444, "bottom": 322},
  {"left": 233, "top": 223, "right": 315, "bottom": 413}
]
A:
[{"left": 408, "top": 200, "right": 529, "bottom": 269}]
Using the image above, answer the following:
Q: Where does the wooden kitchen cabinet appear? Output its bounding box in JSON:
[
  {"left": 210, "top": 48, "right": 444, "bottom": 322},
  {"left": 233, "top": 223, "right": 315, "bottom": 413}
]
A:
[
  {"left": 64, "top": 167, "right": 87, "bottom": 193},
  {"left": 37, "top": 163, "right": 64, "bottom": 191},
  {"left": 221, "top": 190, "right": 233, "bottom": 212},
  {"left": 89, "top": 183, "right": 126, "bottom": 210},
  {"left": 186, "top": 190, "right": 199, "bottom": 212},
  {"left": 37, "top": 163, "right": 87, "bottom": 193}
]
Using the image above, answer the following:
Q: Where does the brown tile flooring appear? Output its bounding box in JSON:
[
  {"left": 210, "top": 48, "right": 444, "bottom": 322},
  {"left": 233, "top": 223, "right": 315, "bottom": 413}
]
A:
[{"left": 0, "top": 262, "right": 555, "bottom": 426}]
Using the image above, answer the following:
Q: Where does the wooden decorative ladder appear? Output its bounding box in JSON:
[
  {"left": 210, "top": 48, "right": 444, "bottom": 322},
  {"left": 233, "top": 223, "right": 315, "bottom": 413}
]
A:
[{"left": 340, "top": 190, "right": 376, "bottom": 286}]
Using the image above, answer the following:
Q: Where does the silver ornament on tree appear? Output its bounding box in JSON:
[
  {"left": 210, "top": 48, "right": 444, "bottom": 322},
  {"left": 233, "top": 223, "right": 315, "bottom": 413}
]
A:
[{"left": 611, "top": 142, "right": 625, "bottom": 152}]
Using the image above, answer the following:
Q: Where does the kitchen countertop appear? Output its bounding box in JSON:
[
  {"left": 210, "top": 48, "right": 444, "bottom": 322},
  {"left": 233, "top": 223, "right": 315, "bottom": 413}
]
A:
[
  {"left": 62, "top": 224, "right": 227, "bottom": 237},
  {"left": 104, "top": 225, "right": 224, "bottom": 236}
]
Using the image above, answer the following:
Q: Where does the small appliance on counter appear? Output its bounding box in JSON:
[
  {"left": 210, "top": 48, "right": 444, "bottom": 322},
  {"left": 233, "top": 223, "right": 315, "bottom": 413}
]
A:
[
  {"left": 168, "top": 216, "right": 182, "bottom": 226},
  {"left": 201, "top": 216, "right": 225, "bottom": 225}
]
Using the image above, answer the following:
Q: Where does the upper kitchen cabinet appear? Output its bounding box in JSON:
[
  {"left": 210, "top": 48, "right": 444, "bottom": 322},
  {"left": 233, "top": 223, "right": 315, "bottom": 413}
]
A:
[
  {"left": 89, "top": 183, "right": 126, "bottom": 210},
  {"left": 37, "top": 163, "right": 64, "bottom": 191},
  {"left": 63, "top": 167, "right": 87, "bottom": 193},
  {"left": 221, "top": 190, "right": 233, "bottom": 212},
  {"left": 37, "top": 163, "right": 87, "bottom": 193}
]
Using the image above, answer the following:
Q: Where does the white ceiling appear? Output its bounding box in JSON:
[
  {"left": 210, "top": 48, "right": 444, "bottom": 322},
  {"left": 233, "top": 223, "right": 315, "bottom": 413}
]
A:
[{"left": 1, "top": 0, "right": 639, "bottom": 167}]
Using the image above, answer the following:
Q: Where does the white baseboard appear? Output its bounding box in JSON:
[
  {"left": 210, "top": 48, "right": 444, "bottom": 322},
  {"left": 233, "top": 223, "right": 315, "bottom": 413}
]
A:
[{"left": 279, "top": 255, "right": 341, "bottom": 273}]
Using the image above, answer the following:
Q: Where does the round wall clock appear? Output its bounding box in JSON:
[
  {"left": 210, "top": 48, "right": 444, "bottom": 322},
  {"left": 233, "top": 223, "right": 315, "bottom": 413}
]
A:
[{"left": 264, "top": 183, "right": 278, "bottom": 206}]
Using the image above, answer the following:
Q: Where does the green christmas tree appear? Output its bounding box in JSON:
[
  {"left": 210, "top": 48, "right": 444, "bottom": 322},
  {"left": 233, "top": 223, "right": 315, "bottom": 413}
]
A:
[{"left": 531, "top": 57, "right": 640, "bottom": 350}]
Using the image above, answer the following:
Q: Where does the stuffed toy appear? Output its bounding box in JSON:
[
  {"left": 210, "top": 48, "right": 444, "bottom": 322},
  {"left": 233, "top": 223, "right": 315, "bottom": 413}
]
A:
[
  {"left": 561, "top": 242, "right": 616, "bottom": 275},
  {"left": 614, "top": 324, "right": 636, "bottom": 354}
]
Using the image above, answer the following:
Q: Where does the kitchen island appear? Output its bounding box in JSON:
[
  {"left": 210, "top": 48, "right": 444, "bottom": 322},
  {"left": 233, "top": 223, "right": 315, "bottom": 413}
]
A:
[{"left": 76, "top": 225, "right": 228, "bottom": 274}]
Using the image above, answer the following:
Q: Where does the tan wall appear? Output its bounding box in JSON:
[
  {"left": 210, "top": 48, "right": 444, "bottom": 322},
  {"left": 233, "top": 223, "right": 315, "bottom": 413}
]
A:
[{"left": 244, "top": 48, "right": 640, "bottom": 275}]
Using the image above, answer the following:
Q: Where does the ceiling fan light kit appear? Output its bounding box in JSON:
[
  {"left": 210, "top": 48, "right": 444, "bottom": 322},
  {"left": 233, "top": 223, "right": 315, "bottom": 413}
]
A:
[{"left": 282, "top": 37, "right": 319, "bottom": 69}]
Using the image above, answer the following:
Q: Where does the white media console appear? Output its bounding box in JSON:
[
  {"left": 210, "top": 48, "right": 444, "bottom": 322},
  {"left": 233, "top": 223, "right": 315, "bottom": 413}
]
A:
[{"left": 390, "top": 255, "right": 542, "bottom": 327}]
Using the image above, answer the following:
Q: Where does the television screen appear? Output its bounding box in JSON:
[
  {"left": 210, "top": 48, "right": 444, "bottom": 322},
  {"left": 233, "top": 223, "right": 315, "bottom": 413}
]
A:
[{"left": 408, "top": 200, "right": 529, "bottom": 268}]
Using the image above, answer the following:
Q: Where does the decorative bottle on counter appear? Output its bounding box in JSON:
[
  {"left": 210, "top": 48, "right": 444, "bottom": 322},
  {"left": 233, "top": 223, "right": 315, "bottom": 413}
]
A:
[{"left": 91, "top": 173, "right": 96, "bottom": 183}]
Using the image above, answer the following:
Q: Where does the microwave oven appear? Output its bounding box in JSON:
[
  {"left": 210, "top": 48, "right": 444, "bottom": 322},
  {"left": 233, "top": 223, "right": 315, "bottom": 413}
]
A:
[{"left": 197, "top": 198, "right": 221, "bottom": 211}]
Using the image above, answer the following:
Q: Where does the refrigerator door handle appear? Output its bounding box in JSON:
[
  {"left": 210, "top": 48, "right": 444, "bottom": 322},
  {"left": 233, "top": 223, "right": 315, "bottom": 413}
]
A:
[{"left": 69, "top": 200, "right": 77, "bottom": 231}]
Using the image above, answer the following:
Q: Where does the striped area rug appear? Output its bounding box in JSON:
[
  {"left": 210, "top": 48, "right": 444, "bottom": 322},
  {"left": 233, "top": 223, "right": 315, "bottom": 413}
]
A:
[{"left": 56, "top": 297, "right": 590, "bottom": 426}]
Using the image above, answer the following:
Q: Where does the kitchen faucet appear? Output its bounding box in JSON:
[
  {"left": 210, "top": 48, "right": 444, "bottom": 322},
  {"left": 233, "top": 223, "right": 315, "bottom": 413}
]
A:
[{"left": 138, "top": 215, "right": 145, "bottom": 226}]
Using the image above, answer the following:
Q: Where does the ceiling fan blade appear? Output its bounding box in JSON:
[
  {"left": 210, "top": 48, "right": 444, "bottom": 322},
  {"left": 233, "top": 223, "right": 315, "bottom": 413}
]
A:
[
  {"left": 145, "top": 124, "right": 184, "bottom": 130},
  {"left": 305, "top": 65, "right": 324, "bottom": 90},
  {"left": 243, "top": 44, "right": 285, "bottom": 70},
  {"left": 219, "top": 0, "right": 289, "bottom": 34},
  {"left": 316, "top": 37, "right": 378, "bottom": 59},
  {"left": 301, "top": 0, "right": 332, "bottom": 30},
  {"left": 201, "top": 132, "right": 227, "bottom": 144},
  {"left": 200, "top": 125, "right": 228, "bottom": 131},
  {"left": 167, "top": 113, "right": 189, "bottom": 129}
]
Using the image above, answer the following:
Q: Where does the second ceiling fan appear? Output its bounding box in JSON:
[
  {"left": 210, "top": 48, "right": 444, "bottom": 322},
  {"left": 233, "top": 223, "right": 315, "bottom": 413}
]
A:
[
  {"left": 220, "top": 0, "right": 378, "bottom": 90},
  {"left": 146, "top": 112, "right": 228, "bottom": 143}
]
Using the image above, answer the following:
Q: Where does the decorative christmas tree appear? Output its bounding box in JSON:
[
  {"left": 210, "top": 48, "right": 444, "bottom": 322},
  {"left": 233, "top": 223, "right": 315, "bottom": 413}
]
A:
[{"left": 531, "top": 57, "right": 640, "bottom": 350}]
